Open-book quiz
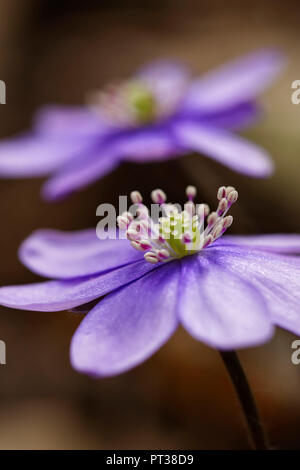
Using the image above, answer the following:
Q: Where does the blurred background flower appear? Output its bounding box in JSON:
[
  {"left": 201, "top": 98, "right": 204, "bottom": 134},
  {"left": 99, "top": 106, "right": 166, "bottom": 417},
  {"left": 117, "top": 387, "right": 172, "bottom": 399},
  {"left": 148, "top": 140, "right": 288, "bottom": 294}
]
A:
[
  {"left": 0, "top": 49, "right": 283, "bottom": 201},
  {"left": 0, "top": 0, "right": 300, "bottom": 450}
]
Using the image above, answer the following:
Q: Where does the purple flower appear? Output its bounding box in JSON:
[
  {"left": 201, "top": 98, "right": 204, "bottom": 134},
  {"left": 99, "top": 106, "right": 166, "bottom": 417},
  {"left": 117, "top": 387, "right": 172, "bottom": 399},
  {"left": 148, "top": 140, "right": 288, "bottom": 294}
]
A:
[
  {"left": 0, "top": 49, "right": 284, "bottom": 201},
  {"left": 0, "top": 185, "right": 300, "bottom": 378}
]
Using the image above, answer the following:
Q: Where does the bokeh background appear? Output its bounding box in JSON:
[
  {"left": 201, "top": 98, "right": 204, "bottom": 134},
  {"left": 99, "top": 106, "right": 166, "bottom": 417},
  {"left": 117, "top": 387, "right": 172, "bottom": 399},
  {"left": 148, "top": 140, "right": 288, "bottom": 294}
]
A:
[{"left": 0, "top": 0, "right": 300, "bottom": 449}]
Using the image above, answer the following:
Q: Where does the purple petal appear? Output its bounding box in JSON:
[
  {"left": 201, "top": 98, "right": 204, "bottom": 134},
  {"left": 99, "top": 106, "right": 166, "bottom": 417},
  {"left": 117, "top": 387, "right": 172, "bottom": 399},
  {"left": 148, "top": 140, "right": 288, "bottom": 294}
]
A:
[
  {"left": 0, "top": 259, "right": 157, "bottom": 312},
  {"left": 178, "top": 253, "right": 273, "bottom": 349},
  {"left": 222, "top": 234, "right": 300, "bottom": 254},
  {"left": 137, "top": 59, "right": 190, "bottom": 92},
  {"left": 213, "top": 245, "right": 300, "bottom": 337},
  {"left": 19, "top": 229, "right": 143, "bottom": 279},
  {"left": 42, "top": 147, "right": 121, "bottom": 201},
  {"left": 182, "top": 48, "right": 285, "bottom": 113},
  {"left": 34, "top": 106, "right": 111, "bottom": 137},
  {"left": 117, "top": 128, "right": 183, "bottom": 162},
  {"left": 172, "top": 121, "right": 273, "bottom": 176},
  {"left": 70, "top": 262, "right": 179, "bottom": 377},
  {"left": 203, "top": 102, "right": 261, "bottom": 131},
  {"left": 0, "top": 133, "right": 90, "bottom": 177}
]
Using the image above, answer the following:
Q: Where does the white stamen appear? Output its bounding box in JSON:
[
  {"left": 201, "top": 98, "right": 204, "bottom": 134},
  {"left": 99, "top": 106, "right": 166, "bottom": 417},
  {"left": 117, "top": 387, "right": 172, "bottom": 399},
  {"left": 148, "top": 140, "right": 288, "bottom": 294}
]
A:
[
  {"left": 203, "top": 234, "right": 213, "bottom": 248},
  {"left": 223, "top": 215, "right": 233, "bottom": 229},
  {"left": 225, "top": 186, "right": 235, "bottom": 197},
  {"left": 217, "top": 198, "right": 228, "bottom": 215},
  {"left": 186, "top": 185, "right": 197, "bottom": 201},
  {"left": 116, "top": 215, "right": 130, "bottom": 230},
  {"left": 207, "top": 212, "right": 218, "bottom": 227},
  {"left": 130, "top": 191, "right": 143, "bottom": 204},
  {"left": 227, "top": 190, "right": 238, "bottom": 204},
  {"left": 217, "top": 186, "right": 226, "bottom": 200},
  {"left": 151, "top": 189, "right": 167, "bottom": 204},
  {"left": 144, "top": 252, "right": 159, "bottom": 264},
  {"left": 157, "top": 249, "right": 170, "bottom": 260}
]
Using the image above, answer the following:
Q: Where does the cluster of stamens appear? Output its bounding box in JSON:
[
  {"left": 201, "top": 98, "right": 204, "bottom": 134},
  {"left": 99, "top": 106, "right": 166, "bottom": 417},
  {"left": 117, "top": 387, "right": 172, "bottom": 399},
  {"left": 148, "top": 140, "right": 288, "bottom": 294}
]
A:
[
  {"left": 117, "top": 185, "right": 238, "bottom": 264},
  {"left": 88, "top": 74, "right": 186, "bottom": 127},
  {"left": 88, "top": 80, "right": 157, "bottom": 126}
]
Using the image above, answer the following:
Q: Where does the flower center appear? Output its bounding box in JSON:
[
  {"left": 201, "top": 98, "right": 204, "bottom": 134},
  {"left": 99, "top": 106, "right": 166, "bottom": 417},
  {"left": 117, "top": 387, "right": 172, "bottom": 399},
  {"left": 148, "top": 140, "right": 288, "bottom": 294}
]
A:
[
  {"left": 117, "top": 185, "right": 238, "bottom": 264},
  {"left": 88, "top": 80, "right": 157, "bottom": 126}
]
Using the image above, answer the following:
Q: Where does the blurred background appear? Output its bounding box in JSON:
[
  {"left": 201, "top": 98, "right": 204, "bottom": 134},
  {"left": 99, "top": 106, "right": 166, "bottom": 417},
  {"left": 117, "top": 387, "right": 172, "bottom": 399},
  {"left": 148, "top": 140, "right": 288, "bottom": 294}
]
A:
[{"left": 0, "top": 0, "right": 299, "bottom": 449}]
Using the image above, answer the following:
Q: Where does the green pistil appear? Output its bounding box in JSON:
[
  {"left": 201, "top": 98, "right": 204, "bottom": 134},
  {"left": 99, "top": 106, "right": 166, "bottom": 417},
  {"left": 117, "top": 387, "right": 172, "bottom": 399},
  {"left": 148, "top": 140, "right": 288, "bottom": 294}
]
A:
[
  {"left": 159, "top": 213, "right": 200, "bottom": 257},
  {"left": 126, "top": 82, "right": 156, "bottom": 123}
]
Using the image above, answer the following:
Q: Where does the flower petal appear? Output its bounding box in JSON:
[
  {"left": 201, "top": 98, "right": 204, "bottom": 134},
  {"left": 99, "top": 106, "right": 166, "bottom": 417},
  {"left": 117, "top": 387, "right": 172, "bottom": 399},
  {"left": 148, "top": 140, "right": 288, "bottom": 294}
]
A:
[
  {"left": 182, "top": 48, "right": 285, "bottom": 113},
  {"left": 222, "top": 234, "right": 300, "bottom": 254},
  {"left": 172, "top": 121, "right": 273, "bottom": 176},
  {"left": 19, "top": 229, "right": 143, "bottom": 279},
  {"left": 34, "top": 106, "right": 110, "bottom": 137},
  {"left": 0, "top": 259, "right": 156, "bottom": 312},
  {"left": 213, "top": 246, "right": 300, "bottom": 337},
  {"left": 137, "top": 59, "right": 190, "bottom": 93},
  {"left": 203, "top": 102, "right": 261, "bottom": 130},
  {"left": 117, "top": 128, "right": 183, "bottom": 162},
  {"left": 178, "top": 253, "right": 273, "bottom": 349},
  {"left": 42, "top": 147, "right": 121, "bottom": 201},
  {"left": 70, "top": 262, "right": 180, "bottom": 377},
  {"left": 0, "top": 133, "right": 90, "bottom": 177}
]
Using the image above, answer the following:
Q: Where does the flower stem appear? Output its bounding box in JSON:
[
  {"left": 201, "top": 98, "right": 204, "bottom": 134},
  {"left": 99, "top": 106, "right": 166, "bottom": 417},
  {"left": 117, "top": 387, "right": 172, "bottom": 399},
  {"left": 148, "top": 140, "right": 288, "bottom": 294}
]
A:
[{"left": 219, "top": 350, "right": 269, "bottom": 450}]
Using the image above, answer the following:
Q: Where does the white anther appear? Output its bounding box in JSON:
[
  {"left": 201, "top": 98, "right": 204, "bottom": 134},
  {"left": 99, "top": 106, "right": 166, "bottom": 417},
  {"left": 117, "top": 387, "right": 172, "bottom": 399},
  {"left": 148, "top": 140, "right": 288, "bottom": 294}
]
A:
[
  {"left": 207, "top": 211, "right": 218, "bottom": 227},
  {"left": 217, "top": 186, "right": 226, "bottom": 200},
  {"left": 186, "top": 185, "right": 197, "bottom": 200},
  {"left": 130, "top": 240, "right": 143, "bottom": 251},
  {"left": 197, "top": 204, "right": 210, "bottom": 218},
  {"left": 223, "top": 215, "right": 233, "bottom": 228},
  {"left": 144, "top": 252, "right": 159, "bottom": 264},
  {"left": 225, "top": 186, "right": 235, "bottom": 197},
  {"left": 217, "top": 198, "right": 228, "bottom": 215},
  {"left": 130, "top": 190, "right": 143, "bottom": 204},
  {"left": 117, "top": 215, "right": 130, "bottom": 230},
  {"left": 151, "top": 189, "right": 167, "bottom": 204},
  {"left": 157, "top": 249, "right": 170, "bottom": 260},
  {"left": 139, "top": 239, "right": 152, "bottom": 251},
  {"left": 227, "top": 190, "right": 238, "bottom": 204}
]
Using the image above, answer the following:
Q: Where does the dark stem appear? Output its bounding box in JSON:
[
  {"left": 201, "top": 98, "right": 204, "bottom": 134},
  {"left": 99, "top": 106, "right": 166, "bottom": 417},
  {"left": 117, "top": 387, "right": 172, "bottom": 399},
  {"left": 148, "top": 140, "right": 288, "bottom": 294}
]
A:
[{"left": 219, "top": 350, "right": 269, "bottom": 450}]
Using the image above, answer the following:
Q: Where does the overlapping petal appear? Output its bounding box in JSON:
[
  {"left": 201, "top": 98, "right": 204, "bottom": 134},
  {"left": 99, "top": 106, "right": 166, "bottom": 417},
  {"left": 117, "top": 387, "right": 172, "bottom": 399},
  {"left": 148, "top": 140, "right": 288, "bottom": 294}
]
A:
[
  {"left": 34, "top": 106, "right": 110, "bottom": 137},
  {"left": 172, "top": 121, "right": 273, "bottom": 176},
  {"left": 213, "top": 245, "right": 300, "bottom": 336},
  {"left": 0, "top": 134, "right": 90, "bottom": 177},
  {"left": 19, "top": 229, "right": 143, "bottom": 279},
  {"left": 178, "top": 253, "right": 273, "bottom": 349},
  {"left": 116, "top": 128, "right": 184, "bottom": 162},
  {"left": 0, "top": 258, "right": 157, "bottom": 312},
  {"left": 222, "top": 234, "right": 300, "bottom": 254},
  {"left": 42, "top": 146, "right": 121, "bottom": 201},
  {"left": 182, "top": 48, "right": 285, "bottom": 113},
  {"left": 70, "top": 261, "right": 180, "bottom": 377},
  {"left": 137, "top": 59, "right": 190, "bottom": 94}
]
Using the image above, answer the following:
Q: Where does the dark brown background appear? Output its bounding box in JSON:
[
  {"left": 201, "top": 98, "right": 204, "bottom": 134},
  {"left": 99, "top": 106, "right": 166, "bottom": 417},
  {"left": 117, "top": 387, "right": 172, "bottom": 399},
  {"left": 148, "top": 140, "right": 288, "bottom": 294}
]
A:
[{"left": 0, "top": 0, "right": 299, "bottom": 449}]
